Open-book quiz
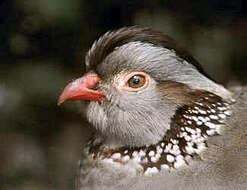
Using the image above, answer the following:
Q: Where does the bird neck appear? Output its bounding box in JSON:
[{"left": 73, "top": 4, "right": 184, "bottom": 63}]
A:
[{"left": 86, "top": 91, "right": 233, "bottom": 176}]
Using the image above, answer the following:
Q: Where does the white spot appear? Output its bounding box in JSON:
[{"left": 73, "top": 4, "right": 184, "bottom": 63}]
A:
[
  {"left": 156, "top": 146, "right": 163, "bottom": 154},
  {"left": 198, "top": 116, "right": 207, "bottom": 123},
  {"left": 188, "top": 128, "right": 196, "bottom": 134},
  {"left": 185, "top": 145, "right": 195, "bottom": 154},
  {"left": 161, "top": 142, "right": 165, "bottom": 147},
  {"left": 215, "top": 125, "right": 222, "bottom": 134},
  {"left": 164, "top": 143, "right": 172, "bottom": 152},
  {"left": 122, "top": 155, "right": 130, "bottom": 162},
  {"left": 171, "top": 139, "right": 178, "bottom": 144},
  {"left": 151, "top": 156, "right": 158, "bottom": 163},
  {"left": 139, "top": 150, "right": 146, "bottom": 157},
  {"left": 218, "top": 107, "right": 226, "bottom": 111},
  {"left": 170, "top": 145, "right": 181, "bottom": 155},
  {"left": 192, "top": 116, "right": 199, "bottom": 122},
  {"left": 183, "top": 115, "right": 192, "bottom": 119},
  {"left": 195, "top": 143, "right": 206, "bottom": 154},
  {"left": 205, "top": 122, "right": 216, "bottom": 129},
  {"left": 199, "top": 109, "right": 207, "bottom": 114},
  {"left": 196, "top": 132, "right": 201, "bottom": 137},
  {"left": 195, "top": 137, "right": 205, "bottom": 143},
  {"left": 167, "top": 154, "right": 175, "bottom": 162},
  {"left": 155, "top": 153, "right": 161, "bottom": 160},
  {"left": 185, "top": 135, "right": 191, "bottom": 141},
  {"left": 196, "top": 121, "right": 203, "bottom": 125},
  {"left": 170, "top": 149, "right": 181, "bottom": 156},
  {"left": 102, "top": 158, "right": 114, "bottom": 164},
  {"left": 142, "top": 157, "right": 148, "bottom": 163},
  {"left": 209, "top": 115, "right": 218, "bottom": 120},
  {"left": 206, "top": 129, "right": 215, "bottom": 136},
  {"left": 148, "top": 151, "right": 155, "bottom": 157},
  {"left": 191, "top": 134, "right": 198, "bottom": 141},
  {"left": 187, "top": 141, "right": 193, "bottom": 146},
  {"left": 210, "top": 109, "right": 216, "bottom": 113},
  {"left": 111, "top": 153, "right": 121, "bottom": 159},
  {"left": 132, "top": 153, "right": 141, "bottom": 162},
  {"left": 224, "top": 110, "right": 231, "bottom": 116},
  {"left": 124, "top": 150, "right": 128, "bottom": 154},
  {"left": 174, "top": 159, "right": 185, "bottom": 168},
  {"left": 181, "top": 132, "right": 188, "bottom": 137},
  {"left": 185, "top": 155, "right": 192, "bottom": 162},
  {"left": 176, "top": 155, "right": 184, "bottom": 161},
  {"left": 145, "top": 167, "right": 159, "bottom": 175},
  {"left": 185, "top": 127, "right": 191, "bottom": 132},
  {"left": 187, "top": 120, "right": 192, "bottom": 125},
  {"left": 161, "top": 164, "right": 169, "bottom": 171},
  {"left": 196, "top": 128, "right": 202, "bottom": 133},
  {"left": 218, "top": 114, "right": 226, "bottom": 119},
  {"left": 173, "top": 145, "right": 179, "bottom": 151},
  {"left": 192, "top": 110, "right": 198, "bottom": 114},
  {"left": 132, "top": 151, "right": 138, "bottom": 157}
]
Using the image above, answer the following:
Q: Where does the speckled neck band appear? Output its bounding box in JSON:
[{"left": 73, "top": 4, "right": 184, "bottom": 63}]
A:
[{"left": 87, "top": 92, "right": 232, "bottom": 176}]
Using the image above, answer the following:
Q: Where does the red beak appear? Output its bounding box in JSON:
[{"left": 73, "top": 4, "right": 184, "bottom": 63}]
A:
[{"left": 57, "top": 72, "right": 105, "bottom": 105}]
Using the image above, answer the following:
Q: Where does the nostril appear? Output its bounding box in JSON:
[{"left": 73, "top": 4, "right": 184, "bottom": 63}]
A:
[
  {"left": 83, "top": 71, "right": 102, "bottom": 89},
  {"left": 90, "top": 82, "right": 100, "bottom": 90}
]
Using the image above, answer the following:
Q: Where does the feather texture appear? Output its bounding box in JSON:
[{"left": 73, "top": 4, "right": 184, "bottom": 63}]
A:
[{"left": 58, "top": 27, "right": 247, "bottom": 190}]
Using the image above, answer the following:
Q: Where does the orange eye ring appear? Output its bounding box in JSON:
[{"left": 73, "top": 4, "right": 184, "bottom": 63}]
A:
[{"left": 118, "top": 71, "right": 150, "bottom": 92}]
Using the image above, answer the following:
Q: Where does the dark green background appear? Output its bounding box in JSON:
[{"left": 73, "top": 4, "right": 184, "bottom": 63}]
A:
[{"left": 0, "top": 0, "right": 247, "bottom": 189}]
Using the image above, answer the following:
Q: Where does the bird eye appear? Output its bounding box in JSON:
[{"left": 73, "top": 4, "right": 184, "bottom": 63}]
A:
[
  {"left": 128, "top": 75, "right": 146, "bottom": 88},
  {"left": 117, "top": 71, "right": 149, "bottom": 92}
]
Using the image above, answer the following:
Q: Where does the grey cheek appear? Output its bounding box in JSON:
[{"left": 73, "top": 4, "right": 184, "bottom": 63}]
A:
[{"left": 86, "top": 102, "right": 109, "bottom": 132}]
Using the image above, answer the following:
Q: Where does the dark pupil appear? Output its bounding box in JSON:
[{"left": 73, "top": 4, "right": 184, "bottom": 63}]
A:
[
  {"left": 128, "top": 75, "right": 145, "bottom": 88},
  {"left": 132, "top": 76, "right": 140, "bottom": 84}
]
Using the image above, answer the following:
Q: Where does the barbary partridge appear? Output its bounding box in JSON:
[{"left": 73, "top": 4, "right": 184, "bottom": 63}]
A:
[{"left": 58, "top": 27, "right": 247, "bottom": 190}]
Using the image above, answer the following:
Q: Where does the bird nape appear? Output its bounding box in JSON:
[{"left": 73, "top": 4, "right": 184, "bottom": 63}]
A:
[{"left": 58, "top": 27, "right": 247, "bottom": 190}]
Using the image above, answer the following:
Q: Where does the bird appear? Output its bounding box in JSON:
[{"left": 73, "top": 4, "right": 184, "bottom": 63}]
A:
[{"left": 58, "top": 27, "right": 247, "bottom": 190}]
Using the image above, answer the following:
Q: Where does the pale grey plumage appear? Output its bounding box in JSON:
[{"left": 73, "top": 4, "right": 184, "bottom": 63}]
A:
[
  {"left": 69, "top": 27, "right": 247, "bottom": 190},
  {"left": 85, "top": 41, "right": 231, "bottom": 147},
  {"left": 77, "top": 87, "right": 247, "bottom": 190}
]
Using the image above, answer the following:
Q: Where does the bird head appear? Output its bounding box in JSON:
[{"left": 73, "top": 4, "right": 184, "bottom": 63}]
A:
[{"left": 58, "top": 27, "right": 234, "bottom": 174}]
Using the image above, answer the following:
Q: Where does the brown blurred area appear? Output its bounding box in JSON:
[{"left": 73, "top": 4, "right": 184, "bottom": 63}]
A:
[{"left": 0, "top": 0, "right": 246, "bottom": 189}]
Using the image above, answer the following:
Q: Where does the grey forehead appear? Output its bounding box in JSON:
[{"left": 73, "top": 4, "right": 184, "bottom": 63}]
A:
[
  {"left": 85, "top": 27, "right": 208, "bottom": 79},
  {"left": 95, "top": 41, "right": 192, "bottom": 79}
]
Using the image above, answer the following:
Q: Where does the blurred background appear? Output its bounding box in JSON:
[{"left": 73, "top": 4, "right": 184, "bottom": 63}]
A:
[{"left": 0, "top": 0, "right": 246, "bottom": 189}]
